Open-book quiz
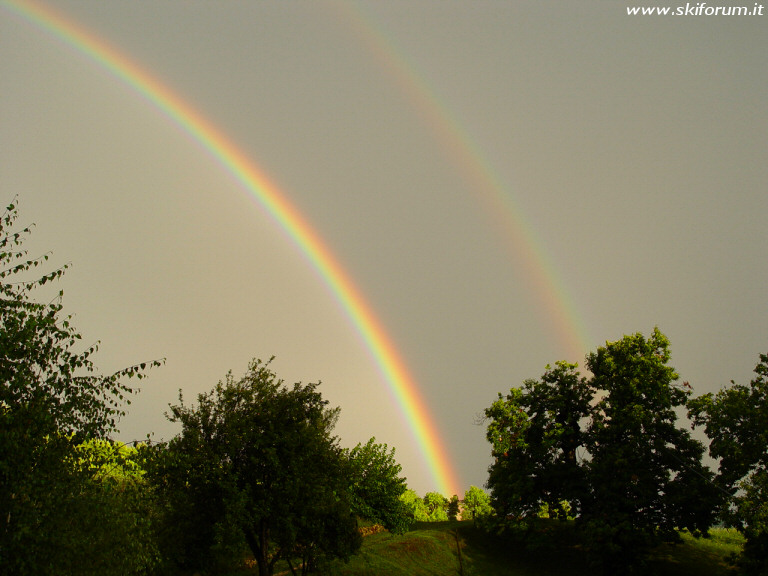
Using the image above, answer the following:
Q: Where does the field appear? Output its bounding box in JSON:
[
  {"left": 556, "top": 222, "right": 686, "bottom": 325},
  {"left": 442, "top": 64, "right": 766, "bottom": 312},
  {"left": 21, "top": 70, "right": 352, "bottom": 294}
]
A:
[{"left": 316, "top": 521, "right": 744, "bottom": 576}]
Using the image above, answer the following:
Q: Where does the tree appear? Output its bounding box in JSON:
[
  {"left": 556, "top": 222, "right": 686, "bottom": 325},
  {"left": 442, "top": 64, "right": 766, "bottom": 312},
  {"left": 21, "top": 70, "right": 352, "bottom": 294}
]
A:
[
  {"left": 462, "top": 486, "right": 492, "bottom": 520},
  {"left": 689, "top": 352, "right": 768, "bottom": 575},
  {"left": 485, "top": 361, "right": 592, "bottom": 521},
  {"left": 423, "top": 492, "right": 449, "bottom": 521},
  {"left": 689, "top": 352, "right": 768, "bottom": 488},
  {"left": 732, "top": 470, "right": 768, "bottom": 576},
  {"left": 0, "top": 200, "right": 161, "bottom": 575},
  {"left": 64, "top": 440, "right": 160, "bottom": 575},
  {"left": 583, "top": 329, "right": 717, "bottom": 568},
  {"left": 144, "top": 358, "right": 360, "bottom": 576},
  {"left": 483, "top": 329, "right": 718, "bottom": 570},
  {"left": 345, "top": 438, "right": 412, "bottom": 534},
  {"left": 447, "top": 495, "right": 460, "bottom": 521},
  {"left": 399, "top": 489, "right": 430, "bottom": 522}
]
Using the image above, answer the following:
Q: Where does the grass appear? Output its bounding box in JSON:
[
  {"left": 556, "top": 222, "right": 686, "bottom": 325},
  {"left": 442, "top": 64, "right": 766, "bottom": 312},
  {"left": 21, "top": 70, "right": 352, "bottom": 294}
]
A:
[
  {"left": 318, "top": 521, "right": 744, "bottom": 576},
  {"left": 322, "top": 523, "right": 463, "bottom": 576},
  {"left": 645, "top": 528, "right": 745, "bottom": 576}
]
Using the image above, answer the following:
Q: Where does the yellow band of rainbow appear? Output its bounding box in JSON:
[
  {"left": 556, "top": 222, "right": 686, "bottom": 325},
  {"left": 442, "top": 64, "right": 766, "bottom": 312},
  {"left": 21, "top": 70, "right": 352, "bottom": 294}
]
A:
[{"left": 3, "top": 0, "right": 461, "bottom": 496}]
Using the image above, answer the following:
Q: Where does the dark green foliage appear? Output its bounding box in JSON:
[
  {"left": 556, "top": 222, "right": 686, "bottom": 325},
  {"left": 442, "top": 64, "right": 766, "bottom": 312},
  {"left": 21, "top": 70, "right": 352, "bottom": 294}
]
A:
[
  {"left": 731, "top": 469, "right": 768, "bottom": 575},
  {"left": 142, "top": 425, "right": 243, "bottom": 573},
  {"left": 447, "top": 495, "right": 460, "bottom": 521},
  {"left": 689, "top": 353, "right": 768, "bottom": 489},
  {"left": 62, "top": 441, "right": 160, "bottom": 575},
  {"left": 583, "top": 329, "right": 717, "bottom": 570},
  {"left": 485, "top": 361, "right": 592, "bottom": 522},
  {"left": 0, "top": 200, "right": 161, "bottom": 575},
  {"left": 484, "top": 329, "right": 717, "bottom": 570},
  {"left": 690, "top": 352, "right": 768, "bottom": 575},
  {"left": 144, "top": 358, "right": 361, "bottom": 576},
  {"left": 345, "top": 438, "right": 412, "bottom": 534}
]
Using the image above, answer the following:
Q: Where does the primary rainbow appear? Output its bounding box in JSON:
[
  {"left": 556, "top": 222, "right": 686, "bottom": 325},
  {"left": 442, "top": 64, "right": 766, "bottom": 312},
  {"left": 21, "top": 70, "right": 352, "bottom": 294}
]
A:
[
  {"left": 333, "top": 1, "right": 592, "bottom": 362},
  {"left": 3, "top": 0, "right": 461, "bottom": 496}
]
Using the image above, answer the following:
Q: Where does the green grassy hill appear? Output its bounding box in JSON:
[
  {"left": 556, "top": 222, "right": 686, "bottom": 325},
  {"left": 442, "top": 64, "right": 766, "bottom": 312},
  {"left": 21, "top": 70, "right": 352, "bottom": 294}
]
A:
[{"left": 320, "top": 521, "right": 743, "bottom": 576}]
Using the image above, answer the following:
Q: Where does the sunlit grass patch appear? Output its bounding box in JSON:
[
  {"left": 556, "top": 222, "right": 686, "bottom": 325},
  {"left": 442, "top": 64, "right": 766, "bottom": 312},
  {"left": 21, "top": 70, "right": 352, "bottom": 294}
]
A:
[{"left": 647, "top": 527, "right": 744, "bottom": 576}]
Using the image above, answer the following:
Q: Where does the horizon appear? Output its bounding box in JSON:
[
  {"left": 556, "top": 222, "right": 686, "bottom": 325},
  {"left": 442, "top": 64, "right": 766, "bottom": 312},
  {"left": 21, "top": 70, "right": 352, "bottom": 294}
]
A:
[{"left": 2, "top": 0, "right": 766, "bottom": 495}]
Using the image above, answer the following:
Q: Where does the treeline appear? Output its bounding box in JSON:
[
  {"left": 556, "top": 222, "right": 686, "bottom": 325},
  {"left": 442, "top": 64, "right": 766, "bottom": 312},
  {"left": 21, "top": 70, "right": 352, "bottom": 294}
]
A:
[
  {"left": 399, "top": 485, "right": 492, "bottom": 523},
  {"left": 3, "top": 200, "right": 767, "bottom": 575},
  {"left": 140, "top": 360, "right": 417, "bottom": 575},
  {"left": 480, "top": 328, "right": 768, "bottom": 575},
  {"left": 0, "top": 201, "right": 488, "bottom": 576},
  {"left": 0, "top": 201, "right": 419, "bottom": 576}
]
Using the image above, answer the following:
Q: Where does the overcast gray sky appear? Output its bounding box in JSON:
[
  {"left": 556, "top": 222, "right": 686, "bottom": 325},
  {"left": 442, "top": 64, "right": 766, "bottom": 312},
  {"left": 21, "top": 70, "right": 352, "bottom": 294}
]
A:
[{"left": 2, "top": 0, "right": 766, "bottom": 495}]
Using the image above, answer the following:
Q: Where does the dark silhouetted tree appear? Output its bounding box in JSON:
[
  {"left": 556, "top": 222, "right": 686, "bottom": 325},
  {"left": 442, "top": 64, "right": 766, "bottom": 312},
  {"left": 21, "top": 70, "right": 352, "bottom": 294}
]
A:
[
  {"left": 485, "top": 360, "right": 592, "bottom": 523},
  {"left": 145, "top": 358, "right": 360, "bottom": 576},
  {"left": 484, "top": 329, "right": 718, "bottom": 571},
  {"left": 0, "top": 199, "right": 161, "bottom": 575},
  {"left": 448, "top": 495, "right": 460, "bottom": 521},
  {"left": 582, "top": 329, "right": 717, "bottom": 570},
  {"left": 690, "top": 352, "right": 768, "bottom": 575}
]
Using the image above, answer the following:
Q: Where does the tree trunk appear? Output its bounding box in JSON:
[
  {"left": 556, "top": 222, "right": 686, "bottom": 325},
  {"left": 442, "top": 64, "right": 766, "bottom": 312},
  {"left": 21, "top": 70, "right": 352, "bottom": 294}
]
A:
[{"left": 245, "top": 521, "right": 271, "bottom": 576}]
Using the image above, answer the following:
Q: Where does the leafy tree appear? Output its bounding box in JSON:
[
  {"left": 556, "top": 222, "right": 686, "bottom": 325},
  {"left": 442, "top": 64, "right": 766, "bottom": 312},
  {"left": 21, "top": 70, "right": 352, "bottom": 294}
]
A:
[
  {"left": 732, "top": 470, "right": 768, "bottom": 576},
  {"left": 689, "top": 352, "right": 768, "bottom": 575},
  {"left": 485, "top": 361, "right": 592, "bottom": 522},
  {"left": 144, "top": 358, "right": 360, "bottom": 576},
  {"left": 582, "top": 329, "right": 717, "bottom": 569},
  {"left": 345, "top": 438, "right": 412, "bottom": 534},
  {"left": 423, "top": 492, "right": 449, "bottom": 521},
  {"left": 0, "top": 200, "right": 161, "bottom": 575},
  {"left": 447, "top": 495, "right": 460, "bottom": 521},
  {"left": 463, "top": 486, "right": 492, "bottom": 520},
  {"left": 399, "top": 489, "right": 430, "bottom": 522},
  {"left": 65, "top": 440, "right": 160, "bottom": 575},
  {"left": 77, "top": 438, "right": 145, "bottom": 480},
  {"left": 483, "top": 329, "right": 718, "bottom": 570},
  {"left": 689, "top": 352, "right": 768, "bottom": 489}
]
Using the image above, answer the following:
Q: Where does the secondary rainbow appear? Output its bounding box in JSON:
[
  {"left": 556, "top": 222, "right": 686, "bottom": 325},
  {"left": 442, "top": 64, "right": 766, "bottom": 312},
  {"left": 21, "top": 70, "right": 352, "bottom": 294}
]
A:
[
  {"left": 3, "top": 0, "right": 461, "bottom": 496},
  {"left": 333, "top": 1, "right": 592, "bottom": 362}
]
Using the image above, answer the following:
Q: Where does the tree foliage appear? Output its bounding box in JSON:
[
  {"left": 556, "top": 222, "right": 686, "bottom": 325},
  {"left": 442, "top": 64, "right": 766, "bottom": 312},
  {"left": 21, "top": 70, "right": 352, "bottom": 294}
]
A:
[
  {"left": 447, "top": 495, "right": 460, "bottom": 521},
  {"left": 582, "top": 329, "right": 717, "bottom": 568},
  {"left": 690, "top": 352, "right": 768, "bottom": 575},
  {"left": 463, "top": 486, "right": 492, "bottom": 520},
  {"left": 0, "top": 200, "right": 161, "bottom": 575},
  {"left": 484, "top": 329, "right": 717, "bottom": 569},
  {"left": 399, "top": 489, "right": 430, "bottom": 522},
  {"left": 345, "top": 438, "right": 412, "bottom": 534},
  {"left": 144, "top": 358, "right": 361, "bottom": 576},
  {"left": 398, "top": 490, "right": 451, "bottom": 523},
  {"left": 485, "top": 361, "right": 592, "bottom": 522},
  {"left": 66, "top": 440, "right": 160, "bottom": 576},
  {"left": 423, "top": 492, "right": 449, "bottom": 522}
]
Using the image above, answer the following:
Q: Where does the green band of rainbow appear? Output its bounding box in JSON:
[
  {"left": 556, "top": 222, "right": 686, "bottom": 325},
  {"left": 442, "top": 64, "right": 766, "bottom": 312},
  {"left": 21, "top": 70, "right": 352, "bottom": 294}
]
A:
[{"left": 3, "top": 0, "right": 461, "bottom": 496}]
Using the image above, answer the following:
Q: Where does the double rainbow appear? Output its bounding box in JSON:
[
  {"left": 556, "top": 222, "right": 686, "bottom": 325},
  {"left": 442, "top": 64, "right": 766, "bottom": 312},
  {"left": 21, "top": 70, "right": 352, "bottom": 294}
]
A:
[
  {"left": 334, "top": 0, "right": 592, "bottom": 361},
  {"left": 3, "top": 0, "right": 461, "bottom": 496}
]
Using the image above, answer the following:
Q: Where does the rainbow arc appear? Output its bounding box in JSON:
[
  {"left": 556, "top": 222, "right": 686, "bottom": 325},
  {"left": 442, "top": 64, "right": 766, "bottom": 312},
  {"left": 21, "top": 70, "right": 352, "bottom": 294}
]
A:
[
  {"left": 3, "top": 0, "right": 461, "bottom": 496},
  {"left": 334, "top": 0, "right": 592, "bottom": 361}
]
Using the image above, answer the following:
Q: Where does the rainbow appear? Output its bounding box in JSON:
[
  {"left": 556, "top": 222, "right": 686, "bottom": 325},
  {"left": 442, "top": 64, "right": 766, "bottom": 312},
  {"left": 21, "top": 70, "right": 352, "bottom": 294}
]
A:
[
  {"left": 333, "top": 1, "right": 592, "bottom": 362},
  {"left": 2, "top": 0, "right": 461, "bottom": 496}
]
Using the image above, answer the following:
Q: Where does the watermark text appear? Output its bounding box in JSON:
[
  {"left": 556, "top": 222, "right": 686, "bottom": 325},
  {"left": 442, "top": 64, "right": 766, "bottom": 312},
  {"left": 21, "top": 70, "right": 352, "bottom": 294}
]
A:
[{"left": 627, "top": 3, "right": 764, "bottom": 15}]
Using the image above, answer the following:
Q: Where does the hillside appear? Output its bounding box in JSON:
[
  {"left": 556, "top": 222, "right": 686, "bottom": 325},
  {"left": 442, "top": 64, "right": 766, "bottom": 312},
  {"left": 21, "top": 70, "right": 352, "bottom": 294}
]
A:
[{"left": 321, "top": 521, "right": 743, "bottom": 576}]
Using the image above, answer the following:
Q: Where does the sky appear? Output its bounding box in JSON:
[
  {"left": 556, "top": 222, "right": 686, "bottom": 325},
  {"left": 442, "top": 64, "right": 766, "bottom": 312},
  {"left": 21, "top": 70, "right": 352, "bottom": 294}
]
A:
[{"left": 1, "top": 0, "right": 766, "bottom": 496}]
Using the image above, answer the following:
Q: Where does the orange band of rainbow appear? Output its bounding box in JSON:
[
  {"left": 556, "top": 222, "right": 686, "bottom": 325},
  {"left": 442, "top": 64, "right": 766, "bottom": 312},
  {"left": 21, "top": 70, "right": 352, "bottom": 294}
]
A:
[{"left": 3, "top": 0, "right": 461, "bottom": 496}]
